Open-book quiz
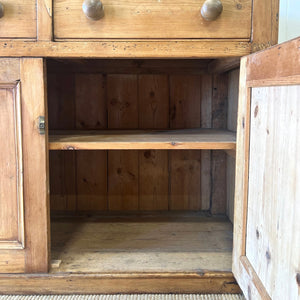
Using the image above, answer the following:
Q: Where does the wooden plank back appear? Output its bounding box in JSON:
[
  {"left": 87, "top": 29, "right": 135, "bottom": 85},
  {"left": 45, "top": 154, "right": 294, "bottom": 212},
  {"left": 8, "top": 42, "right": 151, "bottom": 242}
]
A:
[{"left": 47, "top": 60, "right": 229, "bottom": 214}]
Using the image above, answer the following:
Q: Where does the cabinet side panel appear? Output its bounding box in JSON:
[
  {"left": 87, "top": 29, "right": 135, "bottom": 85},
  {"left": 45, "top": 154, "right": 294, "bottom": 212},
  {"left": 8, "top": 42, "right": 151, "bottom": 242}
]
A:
[
  {"left": 246, "top": 85, "right": 300, "bottom": 300},
  {"left": 200, "top": 75, "right": 213, "bottom": 211},
  {"left": 226, "top": 69, "right": 239, "bottom": 223}
]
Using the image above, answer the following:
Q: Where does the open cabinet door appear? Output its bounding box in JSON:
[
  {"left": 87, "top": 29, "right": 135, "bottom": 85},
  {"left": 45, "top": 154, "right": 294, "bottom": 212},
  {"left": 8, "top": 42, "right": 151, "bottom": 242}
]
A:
[
  {"left": 233, "top": 37, "right": 300, "bottom": 300},
  {"left": 0, "top": 58, "right": 49, "bottom": 273}
]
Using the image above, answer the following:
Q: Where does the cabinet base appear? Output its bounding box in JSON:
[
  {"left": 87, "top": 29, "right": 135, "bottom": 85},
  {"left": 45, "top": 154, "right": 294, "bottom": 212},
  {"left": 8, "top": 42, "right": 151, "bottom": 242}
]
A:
[{"left": 0, "top": 272, "right": 240, "bottom": 294}]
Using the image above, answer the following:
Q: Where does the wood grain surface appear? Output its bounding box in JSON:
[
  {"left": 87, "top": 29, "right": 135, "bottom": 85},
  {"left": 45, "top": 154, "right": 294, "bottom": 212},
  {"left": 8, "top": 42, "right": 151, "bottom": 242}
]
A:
[
  {"left": 54, "top": 0, "right": 251, "bottom": 39},
  {"left": 48, "top": 60, "right": 230, "bottom": 214}
]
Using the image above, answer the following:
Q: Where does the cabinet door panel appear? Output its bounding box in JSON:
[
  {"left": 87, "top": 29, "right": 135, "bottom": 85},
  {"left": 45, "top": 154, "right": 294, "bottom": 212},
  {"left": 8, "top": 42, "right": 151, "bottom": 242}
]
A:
[
  {"left": 0, "top": 58, "right": 49, "bottom": 273},
  {"left": 233, "top": 37, "right": 300, "bottom": 300},
  {"left": 0, "top": 82, "right": 24, "bottom": 250}
]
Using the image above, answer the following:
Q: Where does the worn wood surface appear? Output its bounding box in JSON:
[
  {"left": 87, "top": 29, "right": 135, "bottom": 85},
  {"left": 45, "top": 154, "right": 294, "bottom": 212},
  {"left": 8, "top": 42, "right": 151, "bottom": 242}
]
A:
[
  {"left": 0, "top": 0, "right": 36, "bottom": 39},
  {"left": 51, "top": 214, "right": 233, "bottom": 273},
  {"left": 208, "top": 58, "right": 240, "bottom": 74},
  {"left": 169, "top": 75, "right": 201, "bottom": 210},
  {"left": 0, "top": 58, "right": 49, "bottom": 273},
  {"left": 0, "top": 93, "right": 24, "bottom": 250},
  {"left": 54, "top": 0, "right": 251, "bottom": 39},
  {"left": 37, "top": 0, "right": 52, "bottom": 40},
  {"left": 246, "top": 85, "right": 300, "bottom": 300},
  {"left": 247, "top": 37, "right": 300, "bottom": 84},
  {"left": 226, "top": 69, "right": 239, "bottom": 223},
  {"left": 138, "top": 75, "right": 169, "bottom": 211},
  {"left": 211, "top": 74, "right": 228, "bottom": 214},
  {"left": 48, "top": 61, "right": 229, "bottom": 213},
  {"left": 49, "top": 129, "right": 236, "bottom": 150},
  {"left": 107, "top": 75, "right": 139, "bottom": 211},
  {"left": 233, "top": 39, "right": 300, "bottom": 300},
  {"left": 0, "top": 78, "right": 24, "bottom": 251},
  {"left": 0, "top": 59, "right": 20, "bottom": 82},
  {"left": 251, "top": 0, "right": 279, "bottom": 51},
  {"left": 200, "top": 75, "right": 213, "bottom": 211},
  {"left": 0, "top": 41, "right": 251, "bottom": 58},
  {"left": 232, "top": 56, "right": 256, "bottom": 299},
  {"left": 0, "top": 272, "right": 240, "bottom": 294},
  {"left": 75, "top": 74, "right": 108, "bottom": 212},
  {"left": 21, "top": 58, "right": 50, "bottom": 273}
]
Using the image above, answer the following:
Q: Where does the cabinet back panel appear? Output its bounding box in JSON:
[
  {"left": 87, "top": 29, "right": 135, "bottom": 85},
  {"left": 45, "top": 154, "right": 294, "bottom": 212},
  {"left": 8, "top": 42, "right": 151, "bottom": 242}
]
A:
[{"left": 47, "top": 60, "right": 228, "bottom": 213}]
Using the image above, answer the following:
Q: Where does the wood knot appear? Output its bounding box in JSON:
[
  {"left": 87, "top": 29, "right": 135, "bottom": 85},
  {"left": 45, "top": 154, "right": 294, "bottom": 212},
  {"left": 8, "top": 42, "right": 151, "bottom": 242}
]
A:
[
  {"left": 254, "top": 105, "right": 259, "bottom": 118},
  {"left": 256, "top": 229, "right": 260, "bottom": 239},
  {"left": 149, "top": 91, "right": 155, "bottom": 98},
  {"left": 248, "top": 285, "right": 252, "bottom": 300},
  {"left": 296, "top": 273, "right": 300, "bottom": 286},
  {"left": 266, "top": 250, "right": 271, "bottom": 263},
  {"left": 144, "top": 150, "right": 152, "bottom": 159}
]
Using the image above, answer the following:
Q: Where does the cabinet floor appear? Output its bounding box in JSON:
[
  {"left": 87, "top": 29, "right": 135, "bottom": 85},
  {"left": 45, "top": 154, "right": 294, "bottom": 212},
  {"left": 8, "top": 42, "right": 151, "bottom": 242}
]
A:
[{"left": 50, "top": 213, "right": 233, "bottom": 273}]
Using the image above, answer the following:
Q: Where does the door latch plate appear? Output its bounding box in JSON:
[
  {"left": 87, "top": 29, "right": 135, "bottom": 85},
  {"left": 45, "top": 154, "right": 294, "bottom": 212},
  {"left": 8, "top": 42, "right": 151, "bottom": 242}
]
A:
[{"left": 38, "top": 116, "right": 45, "bottom": 135}]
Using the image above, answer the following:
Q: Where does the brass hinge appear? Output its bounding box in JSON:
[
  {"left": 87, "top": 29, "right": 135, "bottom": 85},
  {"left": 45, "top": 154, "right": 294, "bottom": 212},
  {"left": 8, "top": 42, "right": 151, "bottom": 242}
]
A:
[{"left": 38, "top": 116, "right": 45, "bottom": 135}]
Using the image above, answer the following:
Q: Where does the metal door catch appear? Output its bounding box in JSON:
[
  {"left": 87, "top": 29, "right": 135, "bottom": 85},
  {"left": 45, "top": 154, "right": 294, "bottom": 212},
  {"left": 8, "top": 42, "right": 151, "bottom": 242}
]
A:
[{"left": 38, "top": 116, "right": 45, "bottom": 135}]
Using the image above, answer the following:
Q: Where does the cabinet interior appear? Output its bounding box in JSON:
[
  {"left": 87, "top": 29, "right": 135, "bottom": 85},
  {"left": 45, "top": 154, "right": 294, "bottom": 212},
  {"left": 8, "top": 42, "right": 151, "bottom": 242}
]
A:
[{"left": 46, "top": 58, "right": 239, "bottom": 274}]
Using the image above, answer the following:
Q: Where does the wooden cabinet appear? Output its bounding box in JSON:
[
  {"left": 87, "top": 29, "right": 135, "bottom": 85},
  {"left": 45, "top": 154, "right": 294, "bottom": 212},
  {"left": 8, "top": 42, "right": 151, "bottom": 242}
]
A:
[
  {"left": 53, "top": 0, "right": 252, "bottom": 40},
  {"left": 2, "top": 1, "right": 299, "bottom": 299},
  {"left": 0, "top": 0, "right": 37, "bottom": 39}
]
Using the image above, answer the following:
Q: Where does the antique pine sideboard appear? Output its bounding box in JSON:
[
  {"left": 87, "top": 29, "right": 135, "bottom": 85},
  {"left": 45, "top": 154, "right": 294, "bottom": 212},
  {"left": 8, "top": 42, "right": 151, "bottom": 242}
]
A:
[{"left": 0, "top": 0, "right": 299, "bottom": 298}]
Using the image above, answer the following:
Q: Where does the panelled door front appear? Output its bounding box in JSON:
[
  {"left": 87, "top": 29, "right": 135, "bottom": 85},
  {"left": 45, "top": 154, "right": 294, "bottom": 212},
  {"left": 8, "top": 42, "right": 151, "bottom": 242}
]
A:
[
  {"left": 233, "top": 37, "right": 300, "bottom": 299},
  {"left": 0, "top": 58, "right": 49, "bottom": 273}
]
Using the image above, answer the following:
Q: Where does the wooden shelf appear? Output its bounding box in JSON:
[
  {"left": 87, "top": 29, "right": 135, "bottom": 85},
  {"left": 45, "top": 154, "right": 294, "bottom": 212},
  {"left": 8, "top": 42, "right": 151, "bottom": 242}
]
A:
[{"left": 49, "top": 129, "right": 236, "bottom": 150}]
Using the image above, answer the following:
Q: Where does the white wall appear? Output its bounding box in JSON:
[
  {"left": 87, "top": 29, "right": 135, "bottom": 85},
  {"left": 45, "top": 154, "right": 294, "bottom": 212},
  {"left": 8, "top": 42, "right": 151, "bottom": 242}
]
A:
[{"left": 278, "top": 0, "right": 300, "bottom": 43}]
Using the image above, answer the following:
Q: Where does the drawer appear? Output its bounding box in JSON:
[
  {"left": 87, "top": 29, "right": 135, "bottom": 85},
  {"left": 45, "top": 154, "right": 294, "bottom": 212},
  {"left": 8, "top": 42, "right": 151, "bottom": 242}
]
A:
[
  {"left": 54, "top": 0, "right": 252, "bottom": 40},
  {"left": 0, "top": 0, "right": 36, "bottom": 39}
]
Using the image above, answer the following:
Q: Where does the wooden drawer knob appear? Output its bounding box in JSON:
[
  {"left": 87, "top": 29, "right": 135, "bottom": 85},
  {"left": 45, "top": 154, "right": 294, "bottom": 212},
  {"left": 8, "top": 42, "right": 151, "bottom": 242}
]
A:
[
  {"left": 0, "top": 2, "right": 4, "bottom": 18},
  {"left": 82, "top": 0, "right": 104, "bottom": 20},
  {"left": 201, "top": 0, "right": 223, "bottom": 21}
]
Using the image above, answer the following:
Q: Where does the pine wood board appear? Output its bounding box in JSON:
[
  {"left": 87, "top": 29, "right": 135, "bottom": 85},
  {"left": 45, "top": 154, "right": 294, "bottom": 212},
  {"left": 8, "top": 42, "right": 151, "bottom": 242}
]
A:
[
  {"left": 211, "top": 74, "right": 228, "bottom": 214},
  {"left": 0, "top": 0, "right": 36, "bottom": 39},
  {"left": 226, "top": 69, "right": 239, "bottom": 223},
  {"left": 54, "top": 0, "right": 251, "bottom": 39},
  {"left": 0, "top": 295, "right": 245, "bottom": 299},
  {"left": 49, "top": 129, "right": 236, "bottom": 150},
  {"left": 51, "top": 214, "right": 233, "bottom": 273},
  {"left": 0, "top": 41, "right": 251, "bottom": 58},
  {"left": 0, "top": 272, "right": 240, "bottom": 294},
  {"left": 246, "top": 85, "right": 300, "bottom": 300}
]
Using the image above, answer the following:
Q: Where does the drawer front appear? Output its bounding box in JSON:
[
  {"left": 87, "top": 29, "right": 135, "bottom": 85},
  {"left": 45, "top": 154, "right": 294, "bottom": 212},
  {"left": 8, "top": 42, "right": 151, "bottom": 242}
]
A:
[
  {"left": 0, "top": 0, "right": 36, "bottom": 39},
  {"left": 54, "top": 0, "right": 251, "bottom": 39}
]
